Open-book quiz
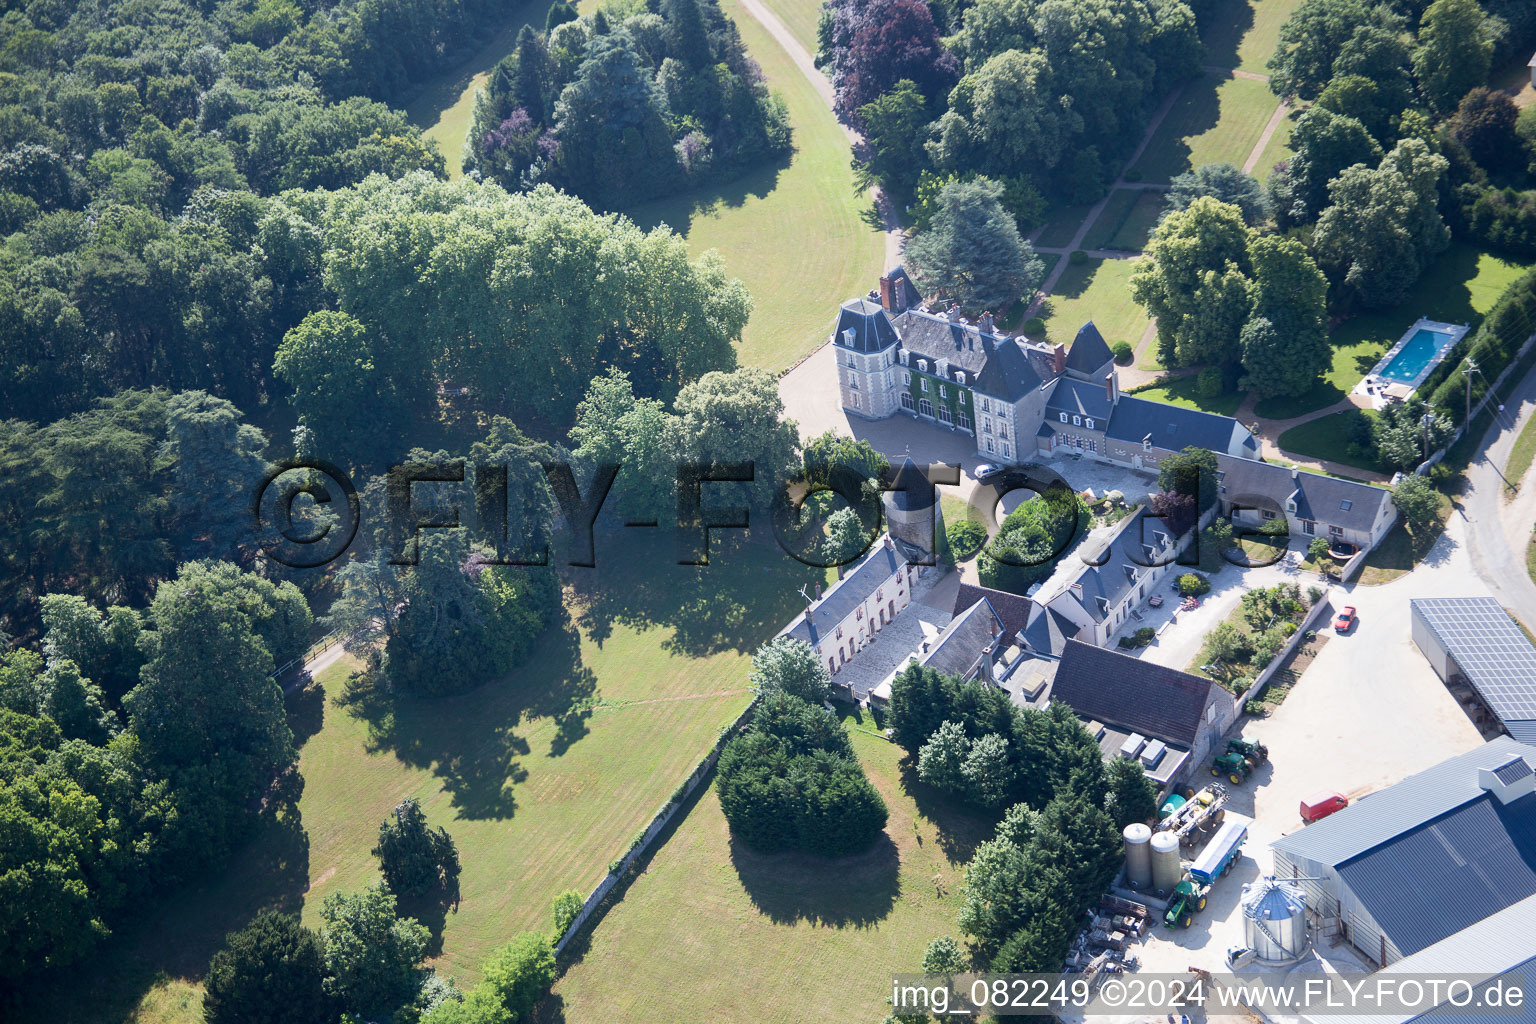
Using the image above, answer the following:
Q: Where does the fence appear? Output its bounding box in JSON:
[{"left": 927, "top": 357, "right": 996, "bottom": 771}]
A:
[
  {"left": 270, "top": 619, "right": 382, "bottom": 683},
  {"left": 1243, "top": 592, "right": 1334, "bottom": 706},
  {"left": 552, "top": 694, "right": 761, "bottom": 955}
]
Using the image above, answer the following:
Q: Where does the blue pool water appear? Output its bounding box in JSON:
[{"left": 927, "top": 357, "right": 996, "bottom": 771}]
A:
[{"left": 1378, "top": 329, "right": 1451, "bottom": 383}]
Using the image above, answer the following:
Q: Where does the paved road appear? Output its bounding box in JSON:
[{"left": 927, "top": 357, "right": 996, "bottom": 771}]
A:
[{"left": 1459, "top": 360, "right": 1536, "bottom": 629}]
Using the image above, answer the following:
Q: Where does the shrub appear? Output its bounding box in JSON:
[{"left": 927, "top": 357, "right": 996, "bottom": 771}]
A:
[
  {"left": 947, "top": 519, "right": 988, "bottom": 560},
  {"left": 1195, "top": 367, "right": 1222, "bottom": 398},
  {"left": 1022, "top": 316, "right": 1046, "bottom": 338},
  {"left": 1244, "top": 700, "right": 1267, "bottom": 717},
  {"left": 1112, "top": 341, "right": 1134, "bottom": 365},
  {"left": 1260, "top": 517, "right": 1290, "bottom": 536},
  {"left": 1306, "top": 585, "right": 1324, "bottom": 605},
  {"left": 1068, "top": 249, "right": 1088, "bottom": 265},
  {"left": 1118, "top": 635, "right": 1138, "bottom": 649},
  {"left": 1175, "top": 573, "right": 1209, "bottom": 597},
  {"left": 1124, "top": 168, "right": 1143, "bottom": 183}
]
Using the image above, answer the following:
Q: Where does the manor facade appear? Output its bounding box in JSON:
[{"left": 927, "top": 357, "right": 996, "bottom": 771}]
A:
[{"left": 834, "top": 270, "right": 1260, "bottom": 471}]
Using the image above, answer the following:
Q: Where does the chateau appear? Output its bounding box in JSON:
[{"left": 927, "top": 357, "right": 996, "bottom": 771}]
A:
[{"left": 833, "top": 269, "right": 1261, "bottom": 471}]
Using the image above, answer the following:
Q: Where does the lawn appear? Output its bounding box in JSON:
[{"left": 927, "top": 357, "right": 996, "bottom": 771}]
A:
[
  {"left": 540, "top": 708, "right": 995, "bottom": 1024},
  {"left": 758, "top": 0, "right": 822, "bottom": 54},
  {"left": 1129, "top": 74, "right": 1280, "bottom": 184},
  {"left": 1275, "top": 410, "right": 1384, "bottom": 473},
  {"left": 1035, "top": 202, "right": 1095, "bottom": 249},
  {"left": 1108, "top": 190, "right": 1167, "bottom": 252},
  {"left": 623, "top": 0, "right": 886, "bottom": 372},
  {"left": 1505, "top": 398, "right": 1536, "bottom": 496},
  {"left": 1253, "top": 244, "right": 1533, "bottom": 419},
  {"left": 49, "top": 539, "right": 825, "bottom": 1024},
  {"left": 1250, "top": 103, "right": 1295, "bottom": 181},
  {"left": 1082, "top": 188, "right": 1142, "bottom": 251},
  {"left": 1038, "top": 257, "right": 1150, "bottom": 351},
  {"left": 1199, "top": 0, "right": 1305, "bottom": 76},
  {"left": 403, "top": 0, "right": 550, "bottom": 177},
  {"left": 1356, "top": 490, "right": 1454, "bottom": 585},
  {"left": 1133, "top": 373, "right": 1246, "bottom": 417}
]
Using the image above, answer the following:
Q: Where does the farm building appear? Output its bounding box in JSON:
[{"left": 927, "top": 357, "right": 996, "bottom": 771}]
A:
[
  {"left": 1410, "top": 597, "right": 1536, "bottom": 742},
  {"left": 1271, "top": 737, "right": 1536, "bottom": 968},
  {"left": 1215, "top": 456, "right": 1397, "bottom": 555}
]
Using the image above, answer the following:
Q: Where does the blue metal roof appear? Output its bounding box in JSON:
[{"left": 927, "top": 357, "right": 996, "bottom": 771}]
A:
[{"left": 1335, "top": 792, "right": 1536, "bottom": 956}]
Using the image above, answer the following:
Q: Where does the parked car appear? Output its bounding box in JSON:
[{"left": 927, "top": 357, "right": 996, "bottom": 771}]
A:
[
  {"left": 1334, "top": 605, "right": 1357, "bottom": 632},
  {"left": 973, "top": 463, "right": 1005, "bottom": 482},
  {"left": 1299, "top": 791, "right": 1349, "bottom": 824}
]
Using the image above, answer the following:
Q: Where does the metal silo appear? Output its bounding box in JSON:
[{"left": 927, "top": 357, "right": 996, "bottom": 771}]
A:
[
  {"left": 1241, "top": 876, "right": 1310, "bottom": 964},
  {"left": 1150, "top": 830, "right": 1181, "bottom": 894},
  {"left": 1123, "top": 823, "right": 1152, "bottom": 889}
]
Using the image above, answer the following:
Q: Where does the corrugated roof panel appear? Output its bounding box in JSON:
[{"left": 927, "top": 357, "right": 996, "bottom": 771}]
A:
[
  {"left": 1412, "top": 597, "right": 1536, "bottom": 733},
  {"left": 1272, "top": 737, "right": 1536, "bottom": 867},
  {"left": 1334, "top": 793, "right": 1536, "bottom": 956}
]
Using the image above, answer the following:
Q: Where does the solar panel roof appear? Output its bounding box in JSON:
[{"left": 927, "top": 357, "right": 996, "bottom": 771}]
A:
[{"left": 1412, "top": 597, "right": 1536, "bottom": 731}]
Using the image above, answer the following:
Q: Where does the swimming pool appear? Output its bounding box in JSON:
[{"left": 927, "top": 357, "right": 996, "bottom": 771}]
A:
[{"left": 1377, "top": 328, "right": 1456, "bottom": 383}]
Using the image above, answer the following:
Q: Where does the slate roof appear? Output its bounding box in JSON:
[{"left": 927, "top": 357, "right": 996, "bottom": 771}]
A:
[
  {"left": 885, "top": 457, "right": 936, "bottom": 513},
  {"left": 1044, "top": 505, "right": 1181, "bottom": 625},
  {"left": 952, "top": 582, "right": 1034, "bottom": 638},
  {"left": 833, "top": 298, "right": 899, "bottom": 353},
  {"left": 782, "top": 539, "right": 905, "bottom": 647},
  {"left": 1333, "top": 792, "right": 1536, "bottom": 957},
  {"left": 1064, "top": 322, "right": 1113, "bottom": 376},
  {"left": 1045, "top": 376, "right": 1113, "bottom": 421},
  {"left": 1103, "top": 394, "right": 1248, "bottom": 453},
  {"left": 1049, "top": 639, "right": 1224, "bottom": 746},
  {"left": 892, "top": 308, "right": 992, "bottom": 376},
  {"left": 922, "top": 598, "right": 1004, "bottom": 679},
  {"left": 1215, "top": 454, "right": 1391, "bottom": 532},
  {"left": 974, "top": 334, "right": 1052, "bottom": 402},
  {"left": 1272, "top": 737, "right": 1536, "bottom": 868}
]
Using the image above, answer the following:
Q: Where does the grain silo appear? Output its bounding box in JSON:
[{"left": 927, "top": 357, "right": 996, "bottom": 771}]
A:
[
  {"left": 1150, "top": 830, "right": 1181, "bottom": 894},
  {"left": 1123, "top": 823, "right": 1152, "bottom": 889},
  {"left": 1241, "top": 876, "right": 1310, "bottom": 964}
]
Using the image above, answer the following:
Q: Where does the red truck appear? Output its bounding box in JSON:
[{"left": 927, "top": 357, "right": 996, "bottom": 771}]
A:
[{"left": 1300, "top": 791, "right": 1349, "bottom": 824}]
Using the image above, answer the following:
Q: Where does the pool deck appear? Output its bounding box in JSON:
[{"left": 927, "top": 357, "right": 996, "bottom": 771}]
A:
[{"left": 1352, "top": 317, "right": 1470, "bottom": 409}]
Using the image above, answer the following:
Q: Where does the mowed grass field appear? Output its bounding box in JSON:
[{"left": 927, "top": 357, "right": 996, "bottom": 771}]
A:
[
  {"left": 48, "top": 541, "right": 826, "bottom": 1024},
  {"left": 540, "top": 710, "right": 995, "bottom": 1024},
  {"left": 1038, "top": 257, "right": 1150, "bottom": 352},
  {"left": 1254, "top": 244, "right": 1532, "bottom": 419},
  {"left": 1130, "top": 73, "right": 1280, "bottom": 184},
  {"left": 624, "top": 0, "right": 885, "bottom": 372},
  {"left": 1200, "top": 0, "right": 1304, "bottom": 75},
  {"left": 758, "top": 0, "right": 821, "bottom": 53}
]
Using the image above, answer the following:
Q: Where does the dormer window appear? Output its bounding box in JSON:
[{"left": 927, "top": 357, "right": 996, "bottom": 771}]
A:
[
  {"left": 957, "top": 371, "right": 966, "bottom": 385},
  {"left": 1059, "top": 412, "right": 1068, "bottom": 423},
  {"left": 1072, "top": 415, "right": 1081, "bottom": 426},
  {"left": 1286, "top": 499, "right": 1297, "bottom": 513},
  {"left": 1142, "top": 437, "right": 1153, "bottom": 451},
  {"left": 1085, "top": 417, "right": 1094, "bottom": 429},
  {"left": 899, "top": 350, "right": 909, "bottom": 366},
  {"left": 918, "top": 358, "right": 928, "bottom": 372}
]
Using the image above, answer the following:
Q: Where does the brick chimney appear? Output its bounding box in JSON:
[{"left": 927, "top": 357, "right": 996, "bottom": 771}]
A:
[
  {"left": 1105, "top": 370, "right": 1118, "bottom": 404},
  {"left": 879, "top": 273, "right": 896, "bottom": 311},
  {"left": 978, "top": 311, "right": 995, "bottom": 334},
  {"left": 1052, "top": 343, "right": 1067, "bottom": 375}
]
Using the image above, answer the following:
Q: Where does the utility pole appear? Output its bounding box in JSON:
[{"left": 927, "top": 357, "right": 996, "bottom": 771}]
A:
[
  {"left": 1422, "top": 412, "right": 1432, "bottom": 461},
  {"left": 1463, "top": 359, "right": 1478, "bottom": 432}
]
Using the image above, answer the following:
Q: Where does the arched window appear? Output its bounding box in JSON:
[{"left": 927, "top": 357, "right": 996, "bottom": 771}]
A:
[
  {"left": 918, "top": 397, "right": 934, "bottom": 417},
  {"left": 900, "top": 392, "right": 915, "bottom": 411}
]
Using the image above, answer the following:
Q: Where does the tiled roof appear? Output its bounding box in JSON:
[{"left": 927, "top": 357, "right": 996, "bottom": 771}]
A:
[
  {"left": 1335, "top": 792, "right": 1536, "bottom": 956},
  {"left": 952, "top": 582, "right": 1033, "bottom": 637},
  {"left": 833, "top": 298, "right": 899, "bottom": 353},
  {"left": 783, "top": 539, "right": 905, "bottom": 647},
  {"left": 1214, "top": 454, "right": 1390, "bottom": 532},
  {"left": 1050, "top": 639, "right": 1224, "bottom": 746},
  {"left": 1104, "top": 395, "right": 1246, "bottom": 453},
  {"left": 1064, "top": 322, "right": 1113, "bottom": 376}
]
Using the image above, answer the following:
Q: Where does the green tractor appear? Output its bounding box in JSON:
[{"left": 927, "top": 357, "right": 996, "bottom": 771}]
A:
[
  {"left": 1163, "top": 879, "right": 1210, "bottom": 929},
  {"left": 1227, "top": 738, "right": 1269, "bottom": 770},
  {"left": 1210, "top": 751, "right": 1252, "bottom": 785}
]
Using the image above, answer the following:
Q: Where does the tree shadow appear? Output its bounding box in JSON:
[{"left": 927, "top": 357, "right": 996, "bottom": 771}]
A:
[
  {"left": 895, "top": 758, "right": 997, "bottom": 866},
  {"left": 621, "top": 152, "right": 793, "bottom": 237},
  {"left": 18, "top": 807, "right": 312, "bottom": 1023},
  {"left": 286, "top": 676, "right": 327, "bottom": 746},
  {"left": 334, "top": 611, "right": 598, "bottom": 818},
  {"left": 728, "top": 832, "right": 901, "bottom": 928},
  {"left": 564, "top": 526, "right": 823, "bottom": 658},
  {"left": 1134, "top": 73, "right": 1224, "bottom": 183},
  {"left": 396, "top": 883, "right": 459, "bottom": 959},
  {"left": 1196, "top": 0, "right": 1254, "bottom": 73}
]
